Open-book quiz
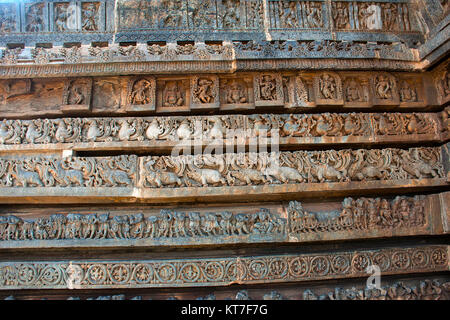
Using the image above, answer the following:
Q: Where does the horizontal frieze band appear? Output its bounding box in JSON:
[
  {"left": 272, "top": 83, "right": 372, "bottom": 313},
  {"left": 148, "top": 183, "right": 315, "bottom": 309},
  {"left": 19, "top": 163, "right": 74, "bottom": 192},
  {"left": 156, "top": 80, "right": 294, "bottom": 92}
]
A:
[
  {"left": 0, "top": 146, "right": 447, "bottom": 203},
  {"left": 3, "top": 279, "right": 449, "bottom": 300},
  {"left": 0, "top": 71, "right": 445, "bottom": 119},
  {"left": 0, "top": 245, "right": 447, "bottom": 290},
  {"left": 0, "top": 112, "right": 443, "bottom": 154},
  {"left": 0, "top": 40, "right": 417, "bottom": 67},
  {"left": 0, "top": 192, "right": 448, "bottom": 249}
]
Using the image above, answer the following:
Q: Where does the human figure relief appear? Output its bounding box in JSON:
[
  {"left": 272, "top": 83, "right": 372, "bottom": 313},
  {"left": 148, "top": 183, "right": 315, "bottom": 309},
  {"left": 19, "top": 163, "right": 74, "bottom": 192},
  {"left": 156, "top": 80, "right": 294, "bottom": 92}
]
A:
[
  {"left": 399, "top": 81, "right": 417, "bottom": 102},
  {"left": 375, "top": 75, "right": 394, "bottom": 99},
  {"left": 130, "top": 79, "right": 153, "bottom": 105},
  {"left": 226, "top": 80, "right": 247, "bottom": 104},
  {"left": 82, "top": 3, "right": 98, "bottom": 31},
  {"left": 194, "top": 78, "right": 214, "bottom": 103},
  {"left": 345, "top": 79, "right": 362, "bottom": 102},
  {"left": 259, "top": 75, "right": 276, "bottom": 100},
  {"left": 306, "top": 2, "right": 323, "bottom": 28},
  {"left": 319, "top": 74, "right": 337, "bottom": 99},
  {"left": 163, "top": 81, "right": 184, "bottom": 107}
]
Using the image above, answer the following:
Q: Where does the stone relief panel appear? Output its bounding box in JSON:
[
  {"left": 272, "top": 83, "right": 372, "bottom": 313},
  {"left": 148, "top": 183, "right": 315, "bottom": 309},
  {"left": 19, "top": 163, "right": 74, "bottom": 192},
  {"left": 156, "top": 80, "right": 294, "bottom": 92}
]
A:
[
  {"left": 254, "top": 73, "right": 284, "bottom": 106},
  {"left": 0, "top": 155, "right": 136, "bottom": 188},
  {"left": 0, "top": 194, "right": 444, "bottom": 246},
  {"left": 156, "top": 78, "right": 190, "bottom": 112},
  {"left": 220, "top": 77, "right": 254, "bottom": 110},
  {"left": 190, "top": 75, "right": 220, "bottom": 109},
  {"left": 372, "top": 72, "right": 400, "bottom": 105},
  {"left": 61, "top": 78, "right": 93, "bottom": 112},
  {"left": 24, "top": 2, "right": 47, "bottom": 32},
  {"left": 0, "top": 72, "right": 439, "bottom": 119},
  {"left": 0, "top": 245, "right": 446, "bottom": 289},
  {"left": 342, "top": 75, "right": 370, "bottom": 107},
  {"left": 0, "top": 41, "right": 419, "bottom": 70},
  {"left": 139, "top": 147, "right": 444, "bottom": 189},
  {"left": 0, "top": 3, "right": 16, "bottom": 33},
  {"left": 267, "top": 1, "right": 324, "bottom": 29},
  {"left": 436, "top": 65, "right": 450, "bottom": 105},
  {"left": 0, "top": 0, "right": 420, "bottom": 37},
  {"left": 0, "top": 112, "right": 441, "bottom": 152},
  {"left": 314, "top": 72, "right": 343, "bottom": 105},
  {"left": 2, "top": 279, "right": 449, "bottom": 300},
  {"left": 288, "top": 196, "right": 427, "bottom": 235},
  {"left": 0, "top": 208, "right": 286, "bottom": 242},
  {"left": 303, "top": 279, "right": 450, "bottom": 300},
  {"left": 126, "top": 76, "right": 156, "bottom": 112}
]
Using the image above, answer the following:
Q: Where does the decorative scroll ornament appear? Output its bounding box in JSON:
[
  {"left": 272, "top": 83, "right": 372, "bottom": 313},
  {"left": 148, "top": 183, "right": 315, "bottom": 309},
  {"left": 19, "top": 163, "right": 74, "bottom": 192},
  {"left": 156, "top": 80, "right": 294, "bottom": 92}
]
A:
[
  {"left": 0, "top": 112, "right": 438, "bottom": 147},
  {"left": 0, "top": 246, "right": 446, "bottom": 289}
]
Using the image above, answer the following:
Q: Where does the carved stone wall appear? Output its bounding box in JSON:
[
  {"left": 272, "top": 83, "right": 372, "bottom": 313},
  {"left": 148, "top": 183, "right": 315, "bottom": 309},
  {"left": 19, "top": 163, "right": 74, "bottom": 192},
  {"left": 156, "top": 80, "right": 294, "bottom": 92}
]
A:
[{"left": 0, "top": 0, "right": 448, "bottom": 301}]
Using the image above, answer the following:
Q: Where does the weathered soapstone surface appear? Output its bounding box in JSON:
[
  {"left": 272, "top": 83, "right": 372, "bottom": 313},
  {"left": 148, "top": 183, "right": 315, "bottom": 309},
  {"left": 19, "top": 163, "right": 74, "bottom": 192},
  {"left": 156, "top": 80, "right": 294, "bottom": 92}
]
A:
[
  {"left": 0, "top": 112, "right": 443, "bottom": 153},
  {"left": 0, "top": 193, "right": 447, "bottom": 249},
  {"left": 0, "top": 71, "right": 443, "bottom": 119},
  {"left": 0, "top": 244, "right": 447, "bottom": 289},
  {"left": 0, "top": 0, "right": 448, "bottom": 300},
  {"left": 2, "top": 277, "right": 449, "bottom": 300}
]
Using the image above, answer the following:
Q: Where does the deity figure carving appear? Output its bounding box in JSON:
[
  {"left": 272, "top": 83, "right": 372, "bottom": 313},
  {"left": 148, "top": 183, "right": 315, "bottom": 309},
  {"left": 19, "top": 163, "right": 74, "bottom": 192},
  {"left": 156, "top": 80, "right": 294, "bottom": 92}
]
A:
[
  {"left": 194, "top": 78, "right": 214, "bottom": 103},
  {"left": 381, "top": 3, "right": 398, "bottom": 30},
  {"left": 332, "top": 2, "right": 350, "bottom": 29},
  {"left": 305, "top": 2, "right": 323, "bottom": 28},
  {"left": 0, "top": 5, "right": 15, "bottom": 32},
  {"left": 163, "top": 81, "right": 184, "bottom": 107},
  {"left": 319, "top": 73, "right": 337, "bottom": 99},
  {"left": 221, "top": 0, "right": 240, "bottom": 28},
  {"left": 259, "top": 75, "right": 277, "bottom": 100},
  {"left": 359, "top": 3, "right": 382, "bottom": 30},
  {"left": 345, "top": 78, "right": 363, "bottom": 102},
  {"left": 374, "top": 74, "right": 396, "bottom": 100},
  {"left": 436, "top": 70, "right": 450, "bottom": 102},
  {"left": 63, "top": 79, "right": 92, "bottom": 108},
  {"left": 161, "top": 0, "right": 184, "bottom": 28},
  {"left": 129, "top": 78, "right": 154, "bottom": 105},
  {"left": 187, "top": 0, "right": 215, "bottom": 28},
  {"left": 25, "top": 3, "right": 44, "bottom": 32},
  {"left": 280, "top": 1, "right": 299, "bottom": 28},
  {"left": 192, "top": 77, "right": 217, "bottom": 105},
  {"left": 315, "top": 72, "right": 342, "bottom": 104},
  {"left": 82, "top": 3, "right": 99, "bottom": 31},
  {"left": 246, "top": 0, "right": 263, "bottom": 28},
  {"left": 55, "top": 3, "right": 75, "bottom": 31},
  {"left": 399, "top": 81, "right": 417, "bottom": 102},
  {"left": 224, "top": 80, "right": 247, "bottom": 104}
]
